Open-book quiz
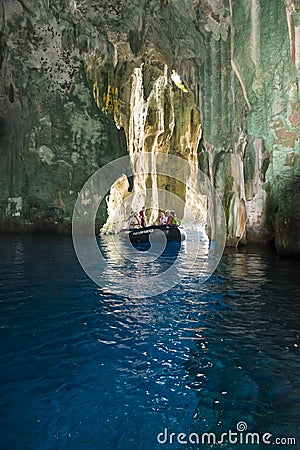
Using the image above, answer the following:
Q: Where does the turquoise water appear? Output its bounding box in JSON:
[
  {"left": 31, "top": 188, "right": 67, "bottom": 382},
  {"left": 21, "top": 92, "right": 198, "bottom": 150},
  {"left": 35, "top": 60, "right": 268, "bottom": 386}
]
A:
[{"left": 0, "top": 235, "right": 299, "bottom": 449}]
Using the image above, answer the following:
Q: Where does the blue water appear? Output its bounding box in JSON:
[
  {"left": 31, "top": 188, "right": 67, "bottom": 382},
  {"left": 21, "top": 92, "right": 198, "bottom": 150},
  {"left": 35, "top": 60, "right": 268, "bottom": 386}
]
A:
[{"left": 0, "top": 235, "right": 300, "bottom": 449}]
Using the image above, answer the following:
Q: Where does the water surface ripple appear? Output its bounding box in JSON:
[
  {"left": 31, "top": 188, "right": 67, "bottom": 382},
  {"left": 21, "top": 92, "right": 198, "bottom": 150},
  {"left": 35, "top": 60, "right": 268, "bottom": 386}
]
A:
[{"left": 0, "top": 235, "right": 299, "bottom": 449}]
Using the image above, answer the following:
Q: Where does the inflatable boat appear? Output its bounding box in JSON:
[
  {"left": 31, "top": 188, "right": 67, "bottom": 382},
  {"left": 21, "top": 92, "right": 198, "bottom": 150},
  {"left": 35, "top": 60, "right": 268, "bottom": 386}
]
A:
[{"left": 128, "top": 224, "right": 187, "bottom": 244}]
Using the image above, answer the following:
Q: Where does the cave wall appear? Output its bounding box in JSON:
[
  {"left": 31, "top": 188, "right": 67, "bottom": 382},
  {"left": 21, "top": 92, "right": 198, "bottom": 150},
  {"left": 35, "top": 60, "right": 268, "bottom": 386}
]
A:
[
  {"left": 197, "top": 0, "right": 300, "bottom": 254},
  {"left": 0, "top": 0, "right": 122, "bottom": 231},
  {"left": 0, "top": 0, "right": 204, "bottom": 233},
  {"left": 0, "top": 0, "right": 299, "bottom": 255}
]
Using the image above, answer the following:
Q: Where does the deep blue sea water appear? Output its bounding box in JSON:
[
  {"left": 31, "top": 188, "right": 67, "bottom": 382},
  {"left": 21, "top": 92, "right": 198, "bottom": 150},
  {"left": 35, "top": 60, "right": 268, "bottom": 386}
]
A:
[{"left": 0, "top": 234, "right": 300, "bottom": 450}]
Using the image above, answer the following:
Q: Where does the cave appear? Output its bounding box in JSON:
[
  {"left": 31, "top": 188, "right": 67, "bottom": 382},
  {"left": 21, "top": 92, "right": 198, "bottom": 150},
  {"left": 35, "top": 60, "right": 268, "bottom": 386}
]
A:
[
  {"left": 0, "top": 0, "right": 299, "bottom": 255},
  {"left": 1, "top": 2, "right": 300, "bottom": 449}
]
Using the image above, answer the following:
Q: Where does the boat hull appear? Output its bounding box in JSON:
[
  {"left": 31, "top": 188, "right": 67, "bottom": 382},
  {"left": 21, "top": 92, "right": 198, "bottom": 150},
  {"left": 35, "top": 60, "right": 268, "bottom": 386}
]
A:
[{"left": 129, "top": 225, "right": 186, "bottom": 244}]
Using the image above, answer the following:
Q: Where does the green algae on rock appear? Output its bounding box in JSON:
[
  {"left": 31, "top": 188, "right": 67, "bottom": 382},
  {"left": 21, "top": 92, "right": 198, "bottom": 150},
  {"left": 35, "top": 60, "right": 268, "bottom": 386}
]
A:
[{"left": 0, "top": 0, "right": 299, "bottom": 256}]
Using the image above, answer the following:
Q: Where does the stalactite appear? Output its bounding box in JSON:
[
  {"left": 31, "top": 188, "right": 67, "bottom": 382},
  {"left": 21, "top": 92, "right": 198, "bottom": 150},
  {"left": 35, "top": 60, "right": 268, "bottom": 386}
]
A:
[
  {"left": 286, "top": 0, "right": 296, "bottom": 65},
  {"left": 210, "top": 37, "right": 222, "bottom": 142},
  {"left": 229, "top": 0, "right": 251, "bottom": 110},
  {"left": 101, "top": 62, "right": 206, "bottom": 233},
  {"left": 250, "top": 0, "right": 261, "bottom": 70},
  {"left": 146, "top": 66, "right": 168, "bottom": 225},
  {"left": 202, "top": 33, "right": 212, "bottom": 140},
  {"left": 100, "top": 174, "right": 130, "bottom": 233},
  {"left": 128, "top": 66, "right": 149, "bottom": 212},
  {"left": 244, "top": 137, "right": 268, "bottom": 242},
  {"left": 220, "top": 38, "right": 230, "bottom": 138}
]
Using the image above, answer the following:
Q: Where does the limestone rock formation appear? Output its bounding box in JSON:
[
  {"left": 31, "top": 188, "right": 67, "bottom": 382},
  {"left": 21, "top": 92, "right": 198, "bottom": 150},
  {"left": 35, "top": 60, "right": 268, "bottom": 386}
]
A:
[{"left": 0, "top": 0, "right": 299, "bottom": 256}]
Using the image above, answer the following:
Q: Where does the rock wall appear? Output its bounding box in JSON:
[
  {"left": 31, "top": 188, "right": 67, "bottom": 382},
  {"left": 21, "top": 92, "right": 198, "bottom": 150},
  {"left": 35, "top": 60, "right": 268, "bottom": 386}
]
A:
[
  {"left": 198, "top": 0, "right": 300, "bottom": 255},
  {"left": 0, "top": 0, "right": 122, "bottom": 232},
  {"left": 238, "top": 0, "right": 300, "bottom": 256},
  {"left": 0, "top": 0, "right": 299, "bottom": 256},
  {"left": 197, "top": 0, "right": 300, "bottom": 254}
]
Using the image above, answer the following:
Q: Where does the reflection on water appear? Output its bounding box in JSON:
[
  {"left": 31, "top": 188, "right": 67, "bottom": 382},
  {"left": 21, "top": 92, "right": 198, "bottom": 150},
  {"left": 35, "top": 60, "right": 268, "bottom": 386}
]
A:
[
  {"left": 184, "top": 250, "right": 300, "bottom": 448},
  {"left": 0, "top": 236, "right": 299, "bottom": 450},
  {"left": 97, "top": 229, "right": 220, "bottom": 297}
]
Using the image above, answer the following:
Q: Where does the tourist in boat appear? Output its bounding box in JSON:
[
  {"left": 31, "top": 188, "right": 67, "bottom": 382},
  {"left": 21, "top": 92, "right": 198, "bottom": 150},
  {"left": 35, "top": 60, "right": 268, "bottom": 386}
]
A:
[
  {"left": 134, "top": 211, "right": 142, "bottom": 227},
  {"left": 165, "top": 210, "right": 173, "bottom": 225},
  {"left": 128, "top": 211, "right": 141, "bottom": 229},
  {"left": 139, "top": 206, "right": 147, "bottom": 228},
  {"left": 171, "top": 211, "right": 180, "bottom": 226},
  {"left": 163, "top": 210, "right": 170, "bottom": 224},
  {"left": 159, "top": 212, "right": 165, "bottom": 225},
  {"left": 127, "top": 211, "right": 135, "bottom": 229}
]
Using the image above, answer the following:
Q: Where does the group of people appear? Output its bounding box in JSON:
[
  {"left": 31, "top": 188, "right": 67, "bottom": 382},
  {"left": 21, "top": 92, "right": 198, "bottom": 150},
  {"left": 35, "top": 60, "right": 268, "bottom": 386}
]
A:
[
  {"left": 127, "top": 207, "right": 147, "bottom": 230},
  {"left": 127, "top": 207, "right": 180, "bottom": 230},
  {"left": 158, "top": 210, "right": 180, "bottom": 226}
]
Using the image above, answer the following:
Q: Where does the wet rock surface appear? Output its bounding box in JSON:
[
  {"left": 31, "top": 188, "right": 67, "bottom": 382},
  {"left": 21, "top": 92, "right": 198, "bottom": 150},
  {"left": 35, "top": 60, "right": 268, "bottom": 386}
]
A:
[{"left": 0, "top": 0, "right": 299, "bottom": 255}]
